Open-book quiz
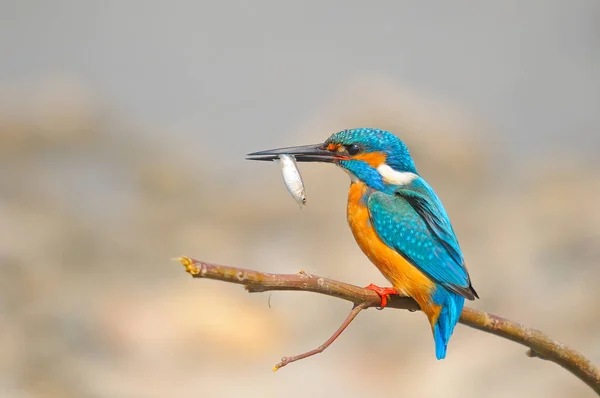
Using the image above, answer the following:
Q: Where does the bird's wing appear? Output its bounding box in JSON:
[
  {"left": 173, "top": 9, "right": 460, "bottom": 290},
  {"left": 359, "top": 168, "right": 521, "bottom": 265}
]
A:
[{"left": 368, "top": 179, "right": 477, "bottom": 300}]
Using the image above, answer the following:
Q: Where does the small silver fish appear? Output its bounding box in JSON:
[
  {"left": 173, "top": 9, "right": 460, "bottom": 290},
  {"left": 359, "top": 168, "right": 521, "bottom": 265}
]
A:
[{"left": 278, "top": 154, "right": 306, "bottom": 208}]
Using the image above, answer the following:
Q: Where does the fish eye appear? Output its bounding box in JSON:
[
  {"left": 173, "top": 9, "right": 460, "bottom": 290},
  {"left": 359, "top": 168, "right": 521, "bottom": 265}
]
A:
[{"left": 347, "top": 144, "right": 361, "bottom": 155}]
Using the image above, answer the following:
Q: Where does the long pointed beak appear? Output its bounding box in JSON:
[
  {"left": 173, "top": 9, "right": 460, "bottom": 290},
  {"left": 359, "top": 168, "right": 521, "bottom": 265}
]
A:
[{"left": 246, "top": 143, "right": 344, "bottom": 163}]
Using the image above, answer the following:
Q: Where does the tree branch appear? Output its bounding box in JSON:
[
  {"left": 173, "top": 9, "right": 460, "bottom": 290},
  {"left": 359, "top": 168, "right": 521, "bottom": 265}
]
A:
[
  {"left": 176, "top": 257, "right": 600, "bottom": 395},
  {"left": 273, "top": 302, "right": 369, "bottom": 372}
]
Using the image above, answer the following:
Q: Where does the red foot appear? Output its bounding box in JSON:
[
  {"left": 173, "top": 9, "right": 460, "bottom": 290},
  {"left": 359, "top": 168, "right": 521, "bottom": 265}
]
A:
[{"left": 364, "top": 283, "right": 399, "bottom": 308}]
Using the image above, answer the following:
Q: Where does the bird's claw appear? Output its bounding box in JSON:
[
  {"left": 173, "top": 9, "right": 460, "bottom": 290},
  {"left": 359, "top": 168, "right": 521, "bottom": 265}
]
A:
[{"left": 364, "top": 283, "right": 398, "bottom": 308}]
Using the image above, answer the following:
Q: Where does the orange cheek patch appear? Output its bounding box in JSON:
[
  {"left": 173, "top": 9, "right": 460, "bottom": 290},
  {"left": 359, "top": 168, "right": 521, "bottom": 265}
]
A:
[
  {"left": 327, "top": 143, "right": 340, "bottom": 151},
  {"left": 354, "top": 152, "right": 387, "bottom": 167}
]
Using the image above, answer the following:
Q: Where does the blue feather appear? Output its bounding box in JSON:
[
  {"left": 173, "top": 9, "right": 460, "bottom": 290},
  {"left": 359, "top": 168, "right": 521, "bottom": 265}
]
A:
[
  {"left": 431, "top": 287, "right": 465, "bottom": 359},
  {"left": 328, "top": 128, "right": 418, "bottom": 173},
  {"left": 368, "top": 180, "right": 474, "bottom": 298}
]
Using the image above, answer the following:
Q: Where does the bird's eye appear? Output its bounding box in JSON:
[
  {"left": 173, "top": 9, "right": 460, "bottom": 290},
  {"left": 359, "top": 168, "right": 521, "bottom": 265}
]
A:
[{"left": 347, "top": 144, "right": 361, "bottom": 155}]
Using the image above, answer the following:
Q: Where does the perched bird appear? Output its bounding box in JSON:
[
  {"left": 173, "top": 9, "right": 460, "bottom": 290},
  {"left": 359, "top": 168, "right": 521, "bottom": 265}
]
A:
[{"left": 247, "top": 128, "right": 478, "bottom": 359}]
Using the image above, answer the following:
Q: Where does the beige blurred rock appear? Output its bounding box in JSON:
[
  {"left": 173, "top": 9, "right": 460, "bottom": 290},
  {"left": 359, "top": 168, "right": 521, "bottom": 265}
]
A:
[
  {"left": 100, "top": 284, "right": 285, "bottom": 360},
  {"left": 0, "top": 77, "right": 99, "bottom": 155}
]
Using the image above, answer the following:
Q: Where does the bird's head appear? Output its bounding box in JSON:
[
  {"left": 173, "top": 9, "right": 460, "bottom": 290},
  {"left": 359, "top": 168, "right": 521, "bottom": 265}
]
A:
[{"left": 247, "top": 128, "right": 419, "bottom": 191}]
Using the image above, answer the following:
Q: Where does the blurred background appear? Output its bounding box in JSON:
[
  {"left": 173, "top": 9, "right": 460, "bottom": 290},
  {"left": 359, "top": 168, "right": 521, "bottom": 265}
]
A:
[{"left": 1, "top": 1, "right": 599, "bottom": 397}]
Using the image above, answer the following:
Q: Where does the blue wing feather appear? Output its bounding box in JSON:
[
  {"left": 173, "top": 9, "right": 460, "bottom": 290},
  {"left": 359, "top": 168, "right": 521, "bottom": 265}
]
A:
[{"left": 368, "top": 177, "right": 476, "bottom": 299}]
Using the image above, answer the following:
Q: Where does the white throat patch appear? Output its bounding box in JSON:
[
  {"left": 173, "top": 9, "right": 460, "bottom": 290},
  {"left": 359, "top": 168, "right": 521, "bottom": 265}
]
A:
[
  {"left": 376, "top": 164, "right": 418, "bottom": 185},
  {"left": 344, "top": 169, "right": 360, "bottom": 183}
]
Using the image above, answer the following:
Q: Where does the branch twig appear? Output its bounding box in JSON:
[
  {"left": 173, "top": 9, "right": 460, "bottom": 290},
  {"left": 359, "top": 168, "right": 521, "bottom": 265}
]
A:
[
  {"left": 176, "top": 257, "right": 600, "bottom": 395},
  {"left": 273, "top": 302, "right": 369, "bottom": 372}
]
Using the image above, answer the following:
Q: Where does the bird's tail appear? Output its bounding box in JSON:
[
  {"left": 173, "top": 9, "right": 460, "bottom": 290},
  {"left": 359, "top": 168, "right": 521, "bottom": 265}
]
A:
[{"left": 430, "top": 287, "right": 465, "bottom": 360}]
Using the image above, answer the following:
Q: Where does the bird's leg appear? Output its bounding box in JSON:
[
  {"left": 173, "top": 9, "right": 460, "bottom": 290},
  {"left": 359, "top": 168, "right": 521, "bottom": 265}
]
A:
[{"left": 364, "top": 283, "right": 399, "bottom": 308}]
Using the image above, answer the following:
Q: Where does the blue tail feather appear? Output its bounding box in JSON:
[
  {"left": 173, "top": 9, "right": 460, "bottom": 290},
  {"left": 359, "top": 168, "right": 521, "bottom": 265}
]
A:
[{"left": 431, "top": 287, "right": 465, "bottom": 359}]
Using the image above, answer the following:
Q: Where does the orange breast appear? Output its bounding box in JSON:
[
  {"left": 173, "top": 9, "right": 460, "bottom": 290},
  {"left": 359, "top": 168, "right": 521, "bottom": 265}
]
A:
[{"left": 347, "top": 182, "right": 437, "bottom": 309}]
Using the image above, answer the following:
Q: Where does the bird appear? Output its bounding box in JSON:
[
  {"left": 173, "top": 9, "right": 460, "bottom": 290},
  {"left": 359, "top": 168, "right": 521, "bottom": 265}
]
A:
[{"left": 247, "top": 128, "right": 478, "bottom": 359}]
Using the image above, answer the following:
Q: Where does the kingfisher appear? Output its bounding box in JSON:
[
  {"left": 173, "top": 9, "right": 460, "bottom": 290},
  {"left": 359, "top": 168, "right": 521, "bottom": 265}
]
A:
[{"left": 247, "top": 128, "right": 478, "bottom": 359}]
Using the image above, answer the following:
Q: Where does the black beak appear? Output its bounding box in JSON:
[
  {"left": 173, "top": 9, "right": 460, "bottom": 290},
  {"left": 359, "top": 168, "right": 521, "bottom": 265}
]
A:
[{"left": 246, "top": 143, "right": 343, "bottom": 163}]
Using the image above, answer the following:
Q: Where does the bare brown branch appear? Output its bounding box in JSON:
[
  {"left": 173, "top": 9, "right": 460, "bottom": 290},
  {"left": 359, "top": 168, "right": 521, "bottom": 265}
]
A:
[
  {"left": 176, "top": 257, "right": 600, "bottom": 395},
  {"left": 273, "top": 302, "right": 369, "bottom": 372}
]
